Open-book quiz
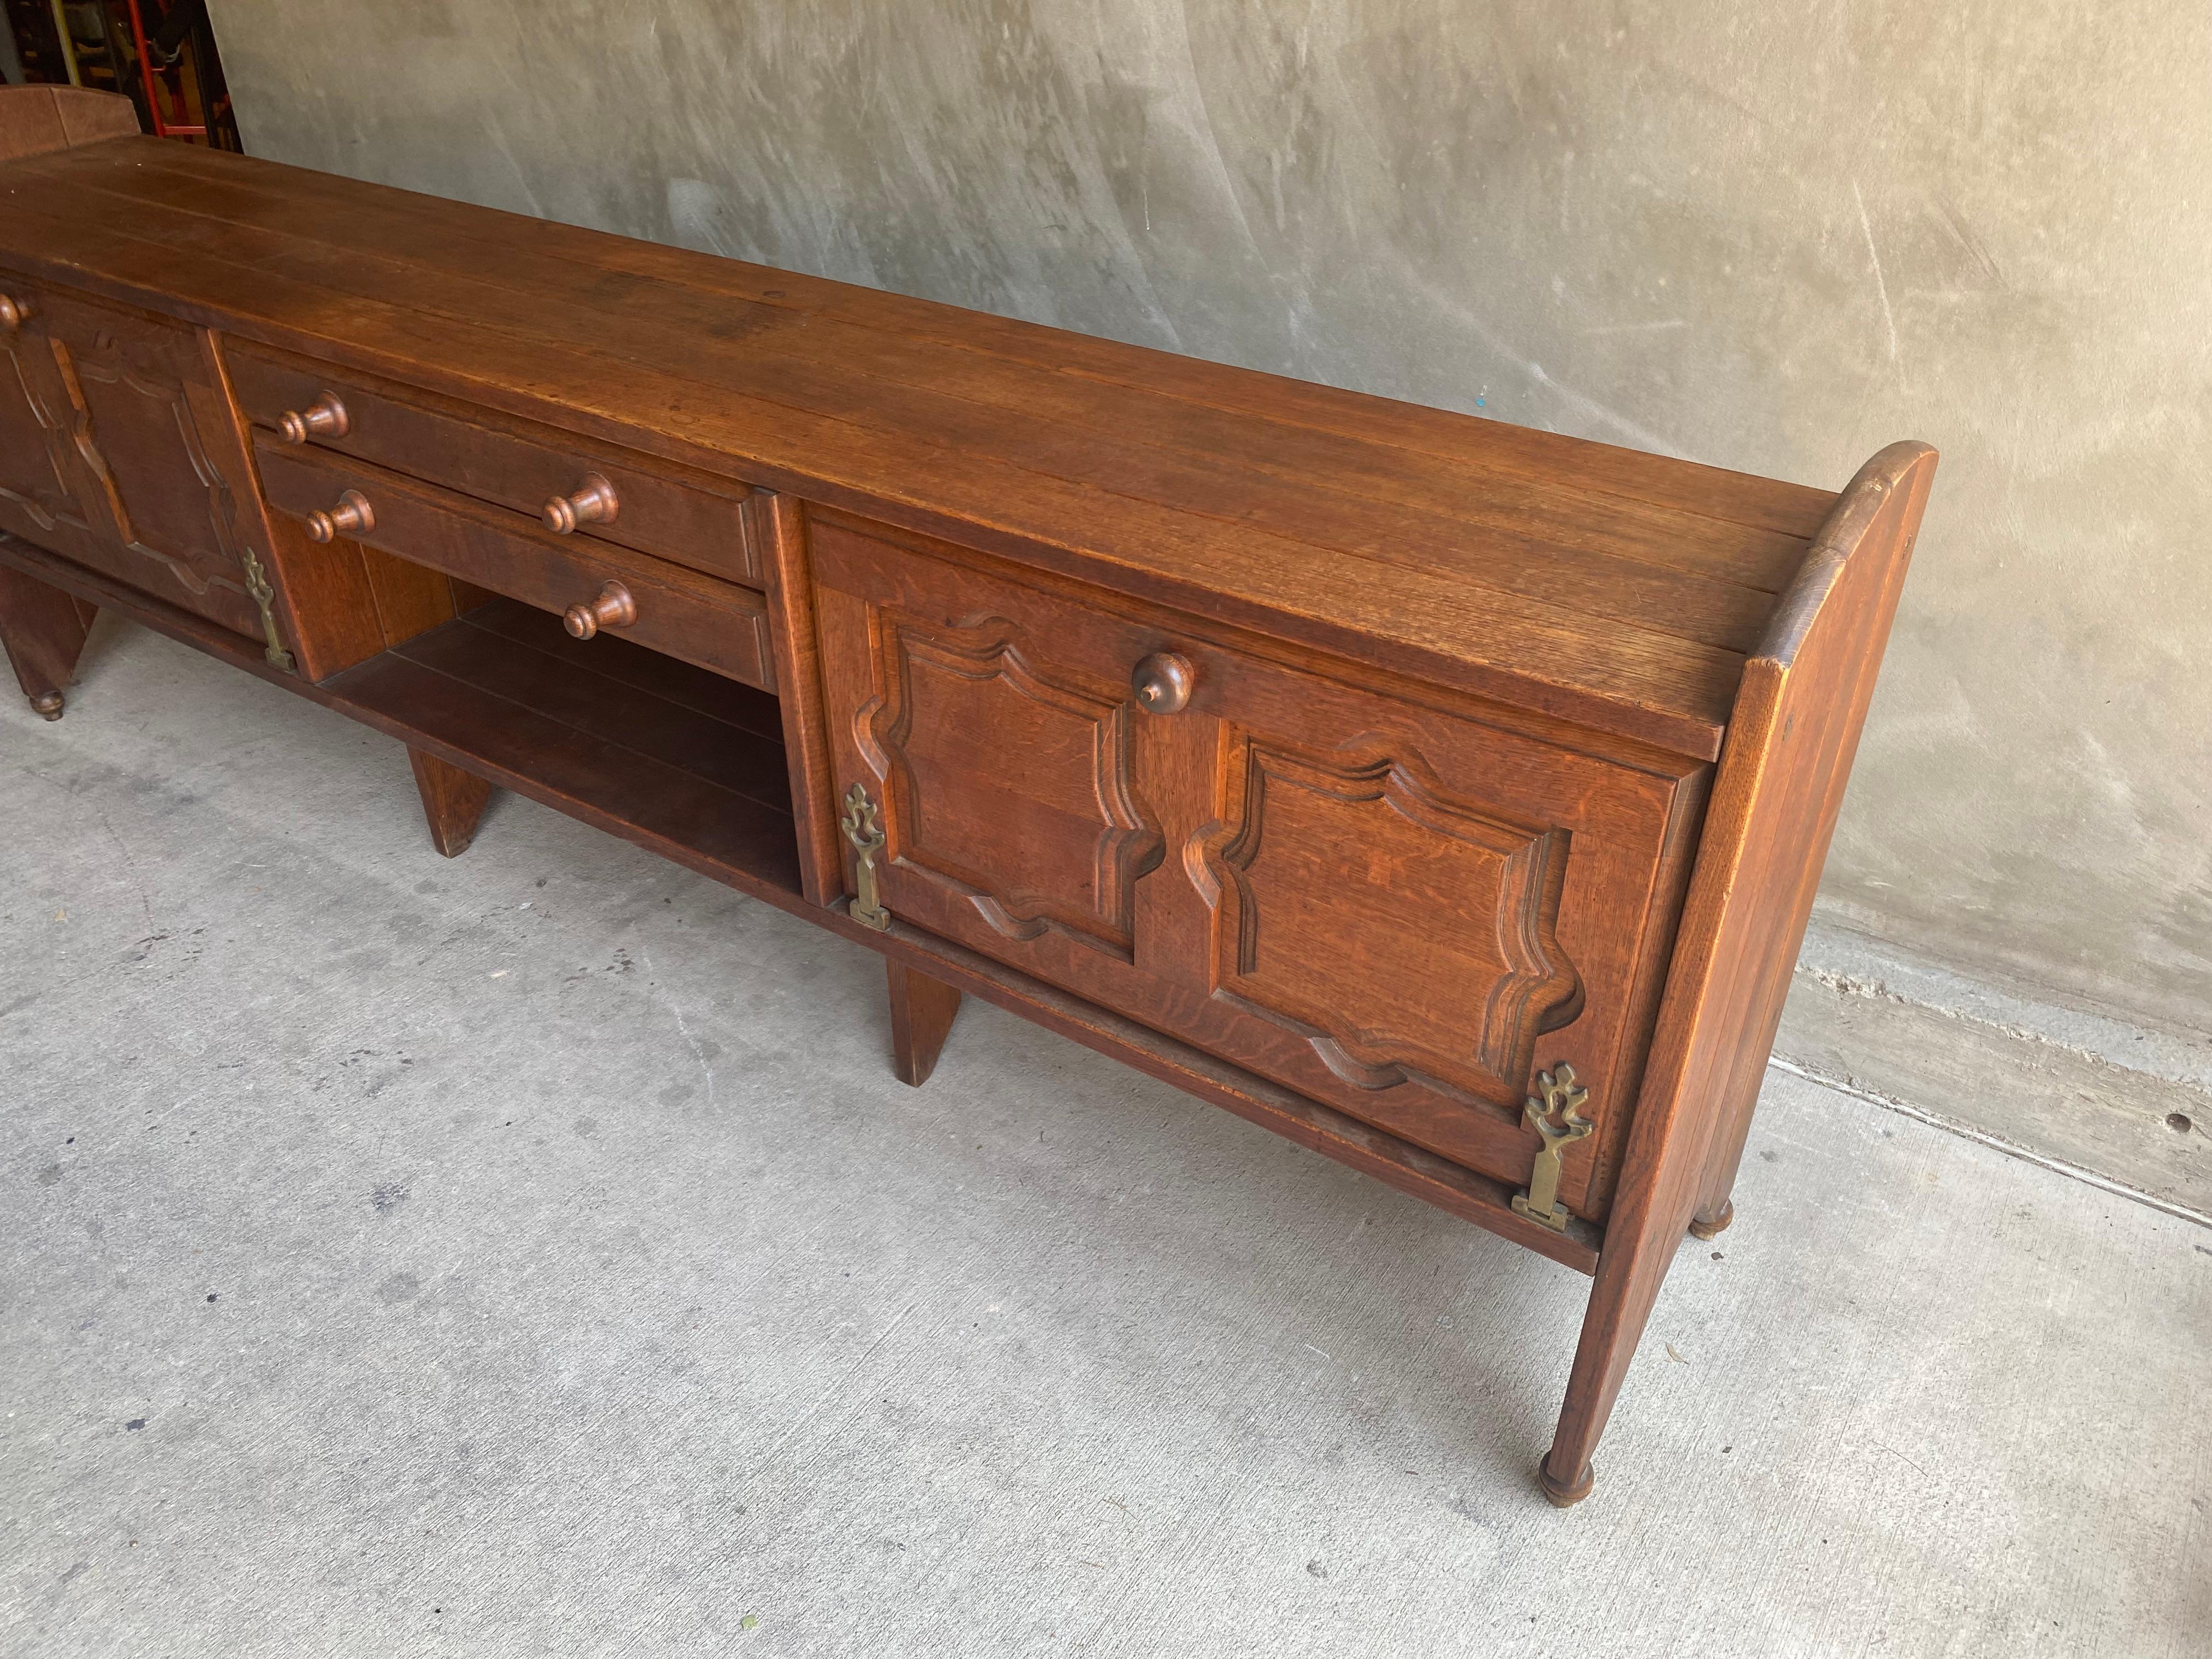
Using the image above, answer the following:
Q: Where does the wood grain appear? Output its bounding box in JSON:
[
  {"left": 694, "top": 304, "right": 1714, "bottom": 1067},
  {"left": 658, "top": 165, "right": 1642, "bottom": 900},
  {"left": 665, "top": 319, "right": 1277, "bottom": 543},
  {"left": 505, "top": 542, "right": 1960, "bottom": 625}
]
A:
[
  {"left": 407, "top": 747, "right": 494, "bottom": 857},
  {"left": 752, "top": 489, "right": 847, "bottom": 908},
  {"left": 251, "top": 441, "right": 776, "bottom": 693},
  {"left": 0, "top": 558, "right": 94, "bottom": 715},
  {"left": 0, "top": 139, "right": 1848, "bottom": 757},
  {"left": 810, "top": 511, "right": 1706, "bottom": 1216},
  {"left": 0, "top": 278, "right": 265, "bottom": 644},
  {"left": 226, "top": 339, "right": 761, "bottom": 589},
  {"left": 86, "top": 133, "right": 1835, "bottom": 539},
  {"left": 887, "top": 961, "right": 963, "bottom": 1087},
  {"left": 0, "top": 87, "right": 138, "bottom": 165},
  {"left": 1539, "top": 441, "right": 1938, "bottom": 1503}
]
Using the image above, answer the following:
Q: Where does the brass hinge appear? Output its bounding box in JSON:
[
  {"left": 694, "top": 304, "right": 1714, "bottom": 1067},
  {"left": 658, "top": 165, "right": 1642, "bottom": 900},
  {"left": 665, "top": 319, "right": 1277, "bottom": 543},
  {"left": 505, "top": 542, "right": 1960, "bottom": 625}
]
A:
[
  {"left": 239, "top": 548, "right": 296, "bottom": 673},
  {"left": 1511, "top": 1064, "right": 1593, "bottom": 1233},
  {"left": 840, "top": 781, "right": 891, "bottom": 931}
]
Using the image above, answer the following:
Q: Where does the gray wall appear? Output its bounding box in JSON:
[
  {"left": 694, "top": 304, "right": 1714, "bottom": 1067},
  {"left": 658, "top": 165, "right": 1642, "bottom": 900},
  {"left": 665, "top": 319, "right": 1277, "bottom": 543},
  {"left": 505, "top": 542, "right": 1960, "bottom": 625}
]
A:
[{"left": 207, "top": 0, "right": 2211, "bottom": 1039}]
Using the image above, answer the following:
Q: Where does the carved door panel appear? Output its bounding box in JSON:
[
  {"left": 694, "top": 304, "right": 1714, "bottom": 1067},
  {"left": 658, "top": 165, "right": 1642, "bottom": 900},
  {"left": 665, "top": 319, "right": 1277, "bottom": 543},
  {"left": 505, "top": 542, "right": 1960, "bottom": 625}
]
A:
[
  {"left": 0, "top": 292, "right": 115, "bottom": 571},
  {"left": 811, "top": 517, "right": 1706, "bottom": 1223},
  {"left": 812, "top": 517, "right": 1176, "bottom": 1017},
  {"left": 6, "top": 284, "right": 264, "bottom": 642},
  {"left": 1161, "top": 654, "right": 1701, "bottom": 1220}
]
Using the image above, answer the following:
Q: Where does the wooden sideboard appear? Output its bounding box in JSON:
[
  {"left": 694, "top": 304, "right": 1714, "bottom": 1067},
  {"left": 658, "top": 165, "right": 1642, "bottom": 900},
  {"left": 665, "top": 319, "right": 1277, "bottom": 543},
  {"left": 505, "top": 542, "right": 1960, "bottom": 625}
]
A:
[{"left": 0, "top": 88, "right": 1935, "bottom": 1506}]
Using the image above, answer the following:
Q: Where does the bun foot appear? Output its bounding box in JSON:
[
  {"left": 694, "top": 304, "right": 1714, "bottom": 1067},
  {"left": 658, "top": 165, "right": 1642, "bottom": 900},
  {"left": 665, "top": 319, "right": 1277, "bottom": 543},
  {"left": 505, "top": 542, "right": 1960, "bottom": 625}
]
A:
[
  {"left": 1538, "top": 1452, "right": 1595, "bottom": 1509},
  {"left": 30, "top": 689, "right": 63, "bottom": 720},
  {"left": 1688, "top": 1199, "right": 1735, "bottom": 1241}
]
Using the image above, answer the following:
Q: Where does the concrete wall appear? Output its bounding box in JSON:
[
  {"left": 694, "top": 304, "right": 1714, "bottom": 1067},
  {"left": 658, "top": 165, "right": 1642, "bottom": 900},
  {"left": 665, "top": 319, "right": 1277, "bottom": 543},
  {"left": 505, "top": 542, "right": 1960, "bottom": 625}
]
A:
[{"left": 202, "top": 6, "right": 2210, "bottom": 1068}]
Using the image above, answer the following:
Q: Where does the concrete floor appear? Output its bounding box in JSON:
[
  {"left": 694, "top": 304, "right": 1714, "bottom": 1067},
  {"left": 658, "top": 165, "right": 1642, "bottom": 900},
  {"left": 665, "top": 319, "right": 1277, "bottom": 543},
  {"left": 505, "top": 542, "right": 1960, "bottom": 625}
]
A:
[{"left": 3, "top": 617, "right": 2207, "bottom": 1659}]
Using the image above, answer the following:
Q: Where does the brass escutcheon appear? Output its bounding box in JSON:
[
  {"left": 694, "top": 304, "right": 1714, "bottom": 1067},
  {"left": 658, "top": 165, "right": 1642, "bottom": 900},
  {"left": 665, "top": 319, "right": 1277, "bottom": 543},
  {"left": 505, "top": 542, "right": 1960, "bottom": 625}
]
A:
[
  {"left": 239, "top": 548, "right": 296, "bottom": 673},
  {"left": 1511, "top": 1064, "right": 1593, "bottom": 1233},
  {"left": 840, "top": 781, "right": 891, "bottom": 931}
]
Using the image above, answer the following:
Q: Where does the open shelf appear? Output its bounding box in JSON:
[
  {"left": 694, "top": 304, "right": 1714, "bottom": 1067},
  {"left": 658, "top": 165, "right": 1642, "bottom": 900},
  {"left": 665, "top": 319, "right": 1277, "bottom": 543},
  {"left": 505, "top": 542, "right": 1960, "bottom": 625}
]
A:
[
  {"left": 0, "top": 529, "right": 809, "bottom": 906},
  {"left": 323, "top": 597, "right": 805, "bottom": 901}
]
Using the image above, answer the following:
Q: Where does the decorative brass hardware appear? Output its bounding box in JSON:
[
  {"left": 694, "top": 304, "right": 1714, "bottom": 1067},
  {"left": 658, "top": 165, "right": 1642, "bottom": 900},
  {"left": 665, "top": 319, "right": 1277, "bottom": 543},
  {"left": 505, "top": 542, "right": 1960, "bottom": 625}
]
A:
[
  {"left": 1511, "top": 1064, "right": 1593, "bottom": 1233},
  {"left": 238, "top": 548, "right": 296, "bottom": 673},
  {"left": 277, "top": 391, "right": 350, "bottom": 444},
  {"left": 0, "top": 293, "right": 29, "bottom": 333},
  {"left": 840, "top": 781, "right": 891, "bottom": 931},
  {"left": 1131, "top": 651, "right": 1195, "bottom": 714}
]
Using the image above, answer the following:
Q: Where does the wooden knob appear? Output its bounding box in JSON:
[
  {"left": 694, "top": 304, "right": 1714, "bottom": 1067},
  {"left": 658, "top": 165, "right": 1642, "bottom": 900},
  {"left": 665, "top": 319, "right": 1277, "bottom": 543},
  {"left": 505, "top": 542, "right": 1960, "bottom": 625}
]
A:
[
  {"left": 278, "top": 392, "right": 350, "bottom": 444},
  {"left": 563, "top": 580, "right": 636, "bottom": 639},
  {"left": 0, "top": 294, "right": 29, "bottom": 332},
  {"left": 543, "top": 473, "right": 618, "bottom": 534},
  {"left": 1131, "top": 651, "right": 1195, "bottom": 714},
  {"left": 303, "top": 489, "right": 374, "bottom": 543}
]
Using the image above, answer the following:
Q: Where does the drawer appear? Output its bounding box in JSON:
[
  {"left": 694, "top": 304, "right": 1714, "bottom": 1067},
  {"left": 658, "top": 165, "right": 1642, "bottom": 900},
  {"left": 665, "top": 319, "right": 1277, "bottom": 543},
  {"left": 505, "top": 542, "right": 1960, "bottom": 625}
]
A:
[
  {"left": 254, "top": 441, "right": 775, "bottom": 693},
  {"left": 810, "top": 516, "right": 1708, "bottom": 1222},
  {"left": 224, "top": 342, "right": 760, "bottom": 589}
]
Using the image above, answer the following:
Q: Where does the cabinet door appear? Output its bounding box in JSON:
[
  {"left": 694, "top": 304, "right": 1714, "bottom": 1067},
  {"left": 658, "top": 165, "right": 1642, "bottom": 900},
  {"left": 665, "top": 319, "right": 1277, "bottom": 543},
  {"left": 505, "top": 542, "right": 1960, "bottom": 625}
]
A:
[
  {"left": 811, "top": 518, "right": 1703, "bottom": 1220},
  {"left": 813, "top": 517, "right": 1175, "bottom": 1014},
  {"left": 1161, "top": 644, "right": 1698, "bottom": 1217},
  {"left": 0, "top": 283, "right": 264, "bottom": 642},
  {"left": 0, "top": 295, "right": 111, "bottom": 567}
]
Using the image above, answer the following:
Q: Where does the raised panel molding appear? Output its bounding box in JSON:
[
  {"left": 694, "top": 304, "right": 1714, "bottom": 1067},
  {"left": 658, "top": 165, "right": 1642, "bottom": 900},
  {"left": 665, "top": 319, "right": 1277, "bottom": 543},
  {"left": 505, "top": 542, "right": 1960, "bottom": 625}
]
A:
[
  {"left": 1198, "top": 739, "right": 1582, "bottom": 1104},
  {"left": 51, "top": 328, "right": 249, "bottom": 601},
  {"left": 0, "top": 341, "right": 91, "bottom": 533},
  {"left": 861, "top": 611, "right": 1163, "bottom": 956}
]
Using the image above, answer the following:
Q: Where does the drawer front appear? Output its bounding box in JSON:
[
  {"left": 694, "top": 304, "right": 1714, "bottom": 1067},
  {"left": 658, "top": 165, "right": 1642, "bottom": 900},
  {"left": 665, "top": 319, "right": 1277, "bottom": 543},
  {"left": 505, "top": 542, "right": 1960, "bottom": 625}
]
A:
[
  {"left": 255, "top": 442, "right": 774, "bottom": 693},
  {"left": 225, "top": 342, "right": 760, "bottom": 589},
  {"left": 812, "top": 517, "right": 1703, "bottom": 1221}
]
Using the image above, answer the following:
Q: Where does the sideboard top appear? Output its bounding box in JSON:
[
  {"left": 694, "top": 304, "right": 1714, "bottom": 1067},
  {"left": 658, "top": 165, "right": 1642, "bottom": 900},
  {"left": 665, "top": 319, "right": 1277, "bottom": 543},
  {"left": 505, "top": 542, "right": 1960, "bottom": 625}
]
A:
[{"left": 0, "top": 137, "right": 1842, "bottom": 757}]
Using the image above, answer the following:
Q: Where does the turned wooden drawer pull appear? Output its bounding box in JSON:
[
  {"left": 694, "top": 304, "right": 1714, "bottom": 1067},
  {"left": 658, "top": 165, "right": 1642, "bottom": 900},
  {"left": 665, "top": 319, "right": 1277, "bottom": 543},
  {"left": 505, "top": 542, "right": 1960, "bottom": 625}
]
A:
[
  {"left": 543, "top": 473, "right": 619, "bottom": 534},
  {"left": 0, "top": 293, "right": 29, "bottom": 332},
  {"left": 277, "top": 391, "right": 351, "bottom": 444},
  {"left": 563, "top": 580, "right": 636, "bottom": 639},
  {"left": 1132, "top": 651, "right": 1195, "bottom": 714},
  {"left": 303, "top": 489, "right": 375, "bottom": 543}
]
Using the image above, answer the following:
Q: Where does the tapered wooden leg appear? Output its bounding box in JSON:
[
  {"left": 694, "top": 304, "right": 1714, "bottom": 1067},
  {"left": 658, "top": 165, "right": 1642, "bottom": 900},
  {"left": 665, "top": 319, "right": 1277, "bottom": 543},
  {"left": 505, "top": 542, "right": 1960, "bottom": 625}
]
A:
[
  {"left": 1536, "top": 450, "right": 1938, "bottom": 1509},
  {"left": 887, "top": 959, "right": 962, "bottom": 1087},
  {"left": 1541, "top": 1249, "right": 1664, "bottom": 1508},
  {"left": 407, "top": 747, "right": 494, "bottom": 858},
  {"left": 1689, "top": 1000, "right": 1795, "bottom": 1235},
  {"left": 0, "top": 563, "right": 94, "bottom": 720},
  {"left": 1542, "top": 1116, "right": 1715, "bottom": 1506}
]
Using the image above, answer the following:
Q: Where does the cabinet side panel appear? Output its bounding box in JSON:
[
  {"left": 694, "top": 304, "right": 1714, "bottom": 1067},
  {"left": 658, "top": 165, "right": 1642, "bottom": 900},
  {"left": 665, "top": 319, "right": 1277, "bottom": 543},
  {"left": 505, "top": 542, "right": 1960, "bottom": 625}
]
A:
[
  {"left": 1543, "top": 440, "right": 1939, "bottom": 1492},
  {"left": 359, "top": 548, "right": 464, "bottom": 648},
  {"left": 193, "top": 328, "right": 381, "bottom": 678},
  {"left": 757, "top": 492, "right": 845, "bottom": 907},
  {"left": 0, "top": 88, "right": 138, "bottom": 165}
]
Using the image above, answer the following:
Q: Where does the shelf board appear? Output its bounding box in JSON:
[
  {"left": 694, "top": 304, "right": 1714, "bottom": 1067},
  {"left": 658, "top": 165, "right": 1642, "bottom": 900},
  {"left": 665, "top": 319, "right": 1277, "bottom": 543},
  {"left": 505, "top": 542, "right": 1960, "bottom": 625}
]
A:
[
  {"left": 323, "top": 599, "right": 805, "bottom": 901},
  {"left": 0, "top": 533, "right": 807, "bottom": 906}
]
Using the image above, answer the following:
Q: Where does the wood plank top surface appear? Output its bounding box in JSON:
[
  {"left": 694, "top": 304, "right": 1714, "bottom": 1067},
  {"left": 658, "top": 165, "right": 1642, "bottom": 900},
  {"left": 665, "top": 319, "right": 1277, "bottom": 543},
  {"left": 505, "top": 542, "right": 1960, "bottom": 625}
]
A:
[{"left": 0, "top": 136, "right": 1842, "bottom": 757}]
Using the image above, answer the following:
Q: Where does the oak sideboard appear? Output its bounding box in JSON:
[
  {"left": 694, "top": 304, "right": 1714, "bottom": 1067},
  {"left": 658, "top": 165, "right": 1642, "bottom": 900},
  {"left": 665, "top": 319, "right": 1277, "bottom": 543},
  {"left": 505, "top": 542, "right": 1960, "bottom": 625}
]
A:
[{"left": 0, "top": 87, "right": 1935, "bottom": 1506}]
